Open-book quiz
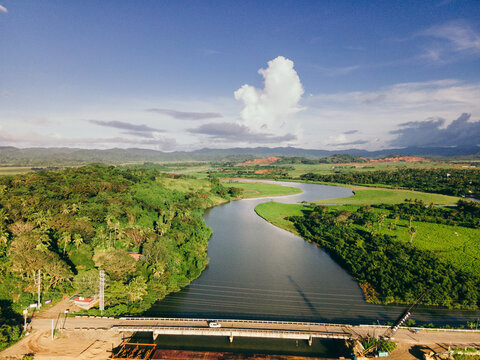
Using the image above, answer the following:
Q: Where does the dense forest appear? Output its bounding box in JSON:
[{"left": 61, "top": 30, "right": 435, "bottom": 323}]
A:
[
  {"left": 0, "top": 165, "right": 240, "bottom": 345},
  {"left": 289, "top": 204, "right": 480, "bottom": 309},
  {"left": 300, "top": 168, "right": 480, "bottom": 198},
  {"left": 376, "top": 199, "right": 480, "bottom": 229}
]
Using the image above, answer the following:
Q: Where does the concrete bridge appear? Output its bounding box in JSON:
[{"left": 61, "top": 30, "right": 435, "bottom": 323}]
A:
[
  {"left": 31, "top": 316, "right": 480, "bottom": 346},
  {"left": 113, "top": 322, "right": 352, "bottom": 345}
]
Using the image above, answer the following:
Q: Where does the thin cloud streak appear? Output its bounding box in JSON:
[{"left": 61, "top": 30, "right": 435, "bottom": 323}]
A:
[
  {"left": 419, "top": 21, "right": 480, "bottom": 63},
  {"left": 188, "top": 122, "right": 296, "bottom": 144},
  {"left": 146, "top": 108, "right": 222, "bottom": 120},
  {"left": 0, "top": 129, "right": 177, "bottom": 150},
  {"left": 89, "top": 120, "right": 163, "bottom": 133},
  {"left": 328, "top": 139, "right": 369, "bottom": 146},
  {"left": 312, "top": 64, "right": 361, "bottom": 76},
  {"left": 0, "top": 5, "right": 7, "bottom": 13}
]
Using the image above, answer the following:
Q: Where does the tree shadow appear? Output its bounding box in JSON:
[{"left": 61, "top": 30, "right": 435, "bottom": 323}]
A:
[{"left": 0, "top": 299, "right": 22, "bottom": 326}]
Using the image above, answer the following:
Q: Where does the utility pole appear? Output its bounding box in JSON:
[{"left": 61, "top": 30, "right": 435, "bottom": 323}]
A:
[
  {"left": 23, "top": 308, "right": 28, "bottom": 331},
  {"left": 37, "top": 269, "right": 41, "bottom": 309},
  {"left": 99, "top": 269, "right": 105, "bottom": 314}
]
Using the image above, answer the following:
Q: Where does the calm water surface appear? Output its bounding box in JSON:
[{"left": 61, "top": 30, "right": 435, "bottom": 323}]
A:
[{"left": 148, "top": 181, "right": 479, "bottom": 326}]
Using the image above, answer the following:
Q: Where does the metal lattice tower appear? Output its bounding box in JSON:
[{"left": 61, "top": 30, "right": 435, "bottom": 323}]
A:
[{"left": 99, "top": 270, "right": 105, "bottom": 314}]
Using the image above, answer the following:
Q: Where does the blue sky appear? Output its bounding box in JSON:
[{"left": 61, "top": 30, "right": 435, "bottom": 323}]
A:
[{"left": 0, "top": 0, "right": 479, "bottom": 150}]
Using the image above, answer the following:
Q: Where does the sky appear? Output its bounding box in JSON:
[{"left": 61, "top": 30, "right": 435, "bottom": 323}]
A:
[{"left": 0, "top": 0, "right": 479, "bottom": 151}]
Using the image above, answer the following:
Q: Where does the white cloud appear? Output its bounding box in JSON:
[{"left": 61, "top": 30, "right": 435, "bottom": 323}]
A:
[
  {"left": 234, "top": 56, "right": 304, "bottom": 134},
  {"left": 420, "top": 22, "right": 480, "bottom": 63},
  {"left": 0, "top": 5, "right": 7, "bottom": 13}
]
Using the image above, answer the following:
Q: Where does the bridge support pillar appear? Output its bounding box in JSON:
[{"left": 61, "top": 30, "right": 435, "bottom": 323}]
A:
[
  {"left": 308, "top": 336, "right": 313, "bottom": 347},
  {"left": 153, "top": 331, "right": 158, "bottom": 341},
  {"left": 229, "top": 334, "right": 234, "bottom": 343}
]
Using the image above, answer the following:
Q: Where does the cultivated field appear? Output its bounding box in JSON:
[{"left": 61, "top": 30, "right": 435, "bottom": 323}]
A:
[{"left": 256, "top": 201, "right": 480, "bottom": 278}]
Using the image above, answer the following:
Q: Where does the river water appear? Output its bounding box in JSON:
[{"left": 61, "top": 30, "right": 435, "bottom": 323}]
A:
[{"left": 148, "top": 181, "right": 479, "bottom": 326}]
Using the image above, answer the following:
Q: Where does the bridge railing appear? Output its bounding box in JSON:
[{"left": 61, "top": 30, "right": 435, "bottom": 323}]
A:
[{"left": 117, "top": 317, "right": 348, "bottom": 328}]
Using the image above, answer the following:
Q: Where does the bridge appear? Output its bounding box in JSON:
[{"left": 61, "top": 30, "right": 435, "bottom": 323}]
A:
[
  {"left": 32, "top": 316, "right": 357, "bottom": 345},
  {"left": 30, "top": 316, "right": 480, "bottom": 346},
  {"left": 113, "top": 318, "right": 354, "bottom": 345}
]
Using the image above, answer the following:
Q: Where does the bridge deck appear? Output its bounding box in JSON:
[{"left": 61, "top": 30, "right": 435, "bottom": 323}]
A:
[{"left": 113, "top": 325, "right": 352, "bottom": 340}]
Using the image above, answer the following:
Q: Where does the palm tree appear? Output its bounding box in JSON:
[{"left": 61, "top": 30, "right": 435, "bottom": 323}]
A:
[
  {"left": 378, "top": 213, "right": 386, "bottom": 231},
  {"left": 73, "top": 234, "right": 84, "bottom": 249},
  {"left": 408, "top": 226, "right": 416, "bottom": 243},
  {"left": 62, "top": 232, "right": 71, "bottom": 254}
]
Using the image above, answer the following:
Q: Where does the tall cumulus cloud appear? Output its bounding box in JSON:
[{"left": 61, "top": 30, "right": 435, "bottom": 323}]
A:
[{"left": 234, "top": 56, "right": 304, "bottom": 134}]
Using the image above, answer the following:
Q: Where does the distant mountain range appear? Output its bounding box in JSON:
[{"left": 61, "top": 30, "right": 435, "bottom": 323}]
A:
[{"left": 0, "top": 145, "right": 479, "bottom": 166}]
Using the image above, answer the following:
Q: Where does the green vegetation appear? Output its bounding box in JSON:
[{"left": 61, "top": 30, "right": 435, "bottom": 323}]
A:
[
  {"left": 301, "top": 168, "right": 480, "bottom": 198},
  {"left": 255, "top": 200, "right": 480, "bottom": 309},
  {"left": 223, "top": 181, "right": 302, "bottom": 199},
  {"left": 255, "top": 202, "right": 310, "bottom": 234},
  {"left": 361, "top": 337, "right": 396, "bottom": 354},
  {"left": 315, "top": 187, "right": 461, "bottom": 205},
  {"left": 0, "top": 165, "right": 240, "bottom": 319},
  {"left": 0, "top": 300, "right": 22, "bottom": 350}
]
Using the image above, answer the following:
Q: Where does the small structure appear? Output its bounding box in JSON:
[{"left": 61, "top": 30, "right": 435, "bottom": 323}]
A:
[
  {"left": 129, "top": 253, "right": 142, "bottom": 261},
  {"left": 69, "top": 294, "right": 99, "bottom": 310}
]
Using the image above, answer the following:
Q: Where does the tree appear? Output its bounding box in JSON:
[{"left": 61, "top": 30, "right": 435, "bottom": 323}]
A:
[
  {"left": 408, "top": 226, "right": 416, "bottom": 243},
  {"left": 61, "top": 232, "right": 71, "bottom": 255},
  {"left": 42, "top": 254, "right": 73, "bottom": 292},
  {"left": 93, "top": 249, "right": 137, "bottom": 281},
  {"left": 73, "top": 234, "right": 84, "bottom": 249},
  {"left": 105, "top": 281, "right": 128, "bottom": 306},
  {"left": 378, "top": 213, "right": 386, "bottom": 231},
  {"left": 126, "top": 276, "right": 148, "bottom": 302},
  {"left": 73, "top": 269, "right": 100, "bottom": 297}
]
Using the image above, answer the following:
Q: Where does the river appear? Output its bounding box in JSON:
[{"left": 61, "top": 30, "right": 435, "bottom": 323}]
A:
[{"left": 148, "top": 181, "right": 479, "bottom": 326}]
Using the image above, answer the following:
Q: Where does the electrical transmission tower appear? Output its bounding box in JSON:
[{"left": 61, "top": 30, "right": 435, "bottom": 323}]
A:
[
  {"left": 383, "top": 289, "right": 430, "bottom": 339},
  {"left": 99, "top": 269, "right": 105, "bottom": 314}
]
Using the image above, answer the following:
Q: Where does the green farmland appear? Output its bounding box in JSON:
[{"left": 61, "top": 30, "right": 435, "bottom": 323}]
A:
[{"left": 256, "top": 201, "right": 480, "bottom": 279}]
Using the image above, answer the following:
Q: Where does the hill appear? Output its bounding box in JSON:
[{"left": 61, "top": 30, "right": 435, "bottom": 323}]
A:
[{"left": 0, "top": 146, "right": 479, "bottom": 166}]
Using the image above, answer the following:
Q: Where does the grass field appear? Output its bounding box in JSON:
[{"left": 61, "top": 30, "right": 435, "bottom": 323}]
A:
[
  {"left": 377, "top": 217, "right": 480, "bottom": 277},
  {"left": 0, "top": 166, "right": 33, "bottom": 175},
  {"left": 255, "top": 202, "right": 310, "bottom": 234},
  {"left": 158, "top": 177, "right": 302, "bottom": 205},
  {"left": 255, "top": 201, "right": 480, "bottom": 277},
  {"left": 224, "top": 181, "right": 302, "bottom": 199},
  {"left": 314, "top": 186, "right": 461, "bottom": 205}
]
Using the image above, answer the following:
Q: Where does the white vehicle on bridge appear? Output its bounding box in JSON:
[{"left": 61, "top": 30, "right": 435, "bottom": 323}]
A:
[{"left": 208, "top": 321, "right": 221, "bottom": 328}]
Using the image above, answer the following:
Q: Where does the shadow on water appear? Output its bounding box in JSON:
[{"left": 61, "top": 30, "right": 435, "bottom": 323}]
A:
[{"left": 287, "top": 275, "right": 320, "bottom": 317}]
